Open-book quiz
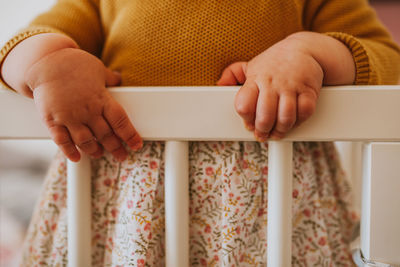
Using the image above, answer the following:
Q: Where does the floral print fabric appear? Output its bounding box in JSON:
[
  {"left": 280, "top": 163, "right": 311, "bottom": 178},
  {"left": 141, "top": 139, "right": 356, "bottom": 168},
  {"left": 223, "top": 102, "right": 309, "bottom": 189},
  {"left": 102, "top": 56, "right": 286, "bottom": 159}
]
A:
[{"left": 20, "top": 141, "right": 358, "bottom": 266}]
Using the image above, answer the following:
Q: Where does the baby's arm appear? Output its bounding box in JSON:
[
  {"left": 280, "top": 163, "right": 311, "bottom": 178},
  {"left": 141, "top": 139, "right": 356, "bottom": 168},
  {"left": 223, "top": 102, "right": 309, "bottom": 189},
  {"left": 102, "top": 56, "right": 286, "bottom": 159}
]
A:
[
  {"left": 218, "top": 32, "right": 355, "bottom": 141},
  {"left": 1, "top": 33, "right": 143, "bottom": 162}
]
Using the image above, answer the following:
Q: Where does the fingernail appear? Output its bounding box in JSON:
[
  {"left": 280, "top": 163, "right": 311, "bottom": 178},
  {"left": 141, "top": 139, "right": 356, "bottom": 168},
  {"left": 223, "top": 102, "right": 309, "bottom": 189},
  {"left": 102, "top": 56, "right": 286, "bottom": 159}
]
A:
[
  {"left": 244, "top": 123, "right": 255, "bottom": 131},
  {"left": 255, "top": 133, "right": 268, "bottom": 142},
  {"left": 70, "top": 152, "right": 81, "bottom": 162}
]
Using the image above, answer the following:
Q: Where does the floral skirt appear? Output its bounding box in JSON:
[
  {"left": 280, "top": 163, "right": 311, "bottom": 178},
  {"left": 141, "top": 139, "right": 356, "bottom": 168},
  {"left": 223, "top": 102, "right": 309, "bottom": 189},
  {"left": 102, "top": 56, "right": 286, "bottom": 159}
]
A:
[{"left": 20, "top": 141, "right": 358, "bottom": 266}]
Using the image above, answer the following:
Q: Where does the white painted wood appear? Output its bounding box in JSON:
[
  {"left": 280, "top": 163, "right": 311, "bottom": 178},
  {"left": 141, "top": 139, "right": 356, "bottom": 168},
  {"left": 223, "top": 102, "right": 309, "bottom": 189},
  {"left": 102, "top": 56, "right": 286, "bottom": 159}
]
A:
[
  {"left": 2, "top": 86, "right": 400, "bottom": 141},
  {"left": 361, "top": 143, "right": 400, "bottom": 266},
  {"left": 267, "top": 141, "right": 293, "bottom": 266},
  {"left": 67, "top": 155, "right": 92, "bottom": 267},
  {"left": 164, "top": 141, "right": 189, "bottom": 267},
  {"left": 336, "top": 142, "right": 363, "bottom": 211}
]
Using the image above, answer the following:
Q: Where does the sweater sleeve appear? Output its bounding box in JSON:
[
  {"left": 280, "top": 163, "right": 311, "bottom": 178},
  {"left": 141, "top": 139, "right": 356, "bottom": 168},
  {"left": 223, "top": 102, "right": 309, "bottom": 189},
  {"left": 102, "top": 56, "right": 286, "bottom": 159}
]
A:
[
  {"left": 303, "top": 0, "right": 400, "bottom": 85},
  {"left": 0, "top": 0, "right": 103, "bottom": 90}
]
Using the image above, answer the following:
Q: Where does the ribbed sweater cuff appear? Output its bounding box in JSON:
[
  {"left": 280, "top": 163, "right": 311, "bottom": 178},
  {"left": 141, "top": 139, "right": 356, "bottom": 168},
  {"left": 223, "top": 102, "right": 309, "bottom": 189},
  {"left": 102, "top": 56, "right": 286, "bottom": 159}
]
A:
[
  {"left": 0, "top": 27, "right": 60, "bottom": 92},
  {"left": 325, "top": 32, "right": 370, "bottom": 85}
]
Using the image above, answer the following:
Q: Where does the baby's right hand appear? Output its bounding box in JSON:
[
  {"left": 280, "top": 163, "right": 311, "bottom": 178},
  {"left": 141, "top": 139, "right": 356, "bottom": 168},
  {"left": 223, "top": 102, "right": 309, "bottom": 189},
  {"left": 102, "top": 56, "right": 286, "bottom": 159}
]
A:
[{"left": 25, "top": 48, "right": 143, "bottom": 162}]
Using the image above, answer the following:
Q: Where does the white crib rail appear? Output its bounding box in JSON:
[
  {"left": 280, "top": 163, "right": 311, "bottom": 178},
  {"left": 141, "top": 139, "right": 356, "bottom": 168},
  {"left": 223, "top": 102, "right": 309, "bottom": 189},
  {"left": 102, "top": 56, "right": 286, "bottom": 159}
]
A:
[{"left": 1, "top": 86, "right": 400, "bottom": 267}]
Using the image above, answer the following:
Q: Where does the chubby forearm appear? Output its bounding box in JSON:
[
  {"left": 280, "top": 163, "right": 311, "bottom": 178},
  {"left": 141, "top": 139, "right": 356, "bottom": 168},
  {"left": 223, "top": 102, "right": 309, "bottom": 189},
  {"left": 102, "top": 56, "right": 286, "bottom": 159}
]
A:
[
  {"left": 1, "top": 33, "right": 78, "bottom": 97},
  {"left": 286, "top": 31, "right": 356, "bottom": 85}
]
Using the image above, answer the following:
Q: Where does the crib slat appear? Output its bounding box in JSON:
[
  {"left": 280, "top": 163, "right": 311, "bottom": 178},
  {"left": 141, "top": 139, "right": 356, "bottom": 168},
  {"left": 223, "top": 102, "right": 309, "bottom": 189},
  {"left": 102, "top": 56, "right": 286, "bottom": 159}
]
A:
[
  {"left": 67, "top": 156, "right": 92, "bottom": 267},
  {"left": 164, "top": 141, "right": 189, "bottom": 267},
  {"left": 267, "top": 141, "right": 293, "bottom": 266}
]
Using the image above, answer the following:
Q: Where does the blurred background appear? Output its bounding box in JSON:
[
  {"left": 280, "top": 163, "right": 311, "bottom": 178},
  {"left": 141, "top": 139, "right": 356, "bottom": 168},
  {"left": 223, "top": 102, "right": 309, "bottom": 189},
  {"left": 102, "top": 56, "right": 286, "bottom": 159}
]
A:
[{"left": 0, "top": 0, "right": 399, "bottom": 266}]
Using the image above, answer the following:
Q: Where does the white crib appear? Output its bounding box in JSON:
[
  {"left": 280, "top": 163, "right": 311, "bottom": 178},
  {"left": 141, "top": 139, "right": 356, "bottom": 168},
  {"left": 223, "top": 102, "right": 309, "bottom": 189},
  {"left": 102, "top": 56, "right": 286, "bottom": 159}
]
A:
[{"left": 1, "top": 86, "right": 400, "bottom": 267}]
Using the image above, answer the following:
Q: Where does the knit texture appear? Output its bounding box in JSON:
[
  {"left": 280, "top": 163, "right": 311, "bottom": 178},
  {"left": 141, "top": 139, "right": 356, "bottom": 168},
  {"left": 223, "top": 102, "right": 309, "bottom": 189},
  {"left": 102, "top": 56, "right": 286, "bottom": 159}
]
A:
[{"left": 1, "top": 0, "right": 400, "bottom": 90}]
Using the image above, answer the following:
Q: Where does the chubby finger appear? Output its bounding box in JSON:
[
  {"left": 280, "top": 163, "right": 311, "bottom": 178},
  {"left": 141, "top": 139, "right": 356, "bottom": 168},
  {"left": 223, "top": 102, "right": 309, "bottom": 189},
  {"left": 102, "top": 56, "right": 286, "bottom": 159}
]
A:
[
  {"left": 68, "top": 124, "right": 102, "bottom": 158},
  {"left": 88, "top": 116, "right": 128, "bottom": 161},
  {"left": 217, "top": 62, "right": 247, "bottom": 86},
  {"left": 270, "top": 92, "right": 297, "bottom": 139},
  {"left": 48, "top": 125, "right": 80, "bottom": 162},
  {"left": 104, "top": 99, "right": 143, "bottom": 151},
  {"left": 254, "top": 84, "right": 278, "bottom": 141},
  {"left": 234, "top": 81, "right": 258, "bottom": 131},
  {"left": 105, "top": 68, "right": 121, "bottom": 87},
  {"left": 295, "top": 91, "right": 317, "bottom": 127}
]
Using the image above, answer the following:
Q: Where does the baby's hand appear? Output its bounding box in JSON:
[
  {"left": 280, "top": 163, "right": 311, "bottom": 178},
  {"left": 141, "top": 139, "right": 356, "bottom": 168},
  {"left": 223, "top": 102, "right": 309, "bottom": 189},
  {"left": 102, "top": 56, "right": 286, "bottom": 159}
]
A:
[
  {"left": 217, "top": 36, "right": 324, "bottom": 141},
  {"left": 25, "top": 48, "right": 143, "bottom": 162}
]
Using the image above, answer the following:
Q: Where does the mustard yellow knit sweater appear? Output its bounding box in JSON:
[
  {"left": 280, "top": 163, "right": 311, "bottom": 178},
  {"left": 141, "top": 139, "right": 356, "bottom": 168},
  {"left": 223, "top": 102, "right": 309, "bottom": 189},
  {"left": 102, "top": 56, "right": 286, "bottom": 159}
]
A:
[{"left": 1, "top": 0, "right": 400, "bottom": 88}]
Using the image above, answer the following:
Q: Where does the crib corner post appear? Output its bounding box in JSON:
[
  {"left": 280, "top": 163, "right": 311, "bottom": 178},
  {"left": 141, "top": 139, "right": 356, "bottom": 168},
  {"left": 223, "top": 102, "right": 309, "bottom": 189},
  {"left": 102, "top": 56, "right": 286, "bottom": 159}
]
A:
[
  {"left": 67, "top": 155, "right": 92, "bottom": 267},
  {"left": 360, "top": 142, "right": 400, "bottom": 266},
  {"left": 267, "top": 141, "right": 293, "bottom": 267}
]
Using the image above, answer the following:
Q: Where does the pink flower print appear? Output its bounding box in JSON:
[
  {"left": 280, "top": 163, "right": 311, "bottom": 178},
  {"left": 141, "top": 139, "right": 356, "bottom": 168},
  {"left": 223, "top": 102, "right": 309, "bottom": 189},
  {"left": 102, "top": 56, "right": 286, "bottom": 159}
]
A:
[
  {"left": 200, "top": 258, "right": 207, "bottom": 266},
  {"left": 303, "top": 209, "right": 311, "bottom": 217},
  {"left": 262, "top": 166, "right": 268, "bottom": 175},
  {"left": 150, "top": 160, "right": 158, "bottom": 169},
  {"left": 236, "top": 226, "right": 241, "bottom": 234},
  {"left": 318, "top": 236, "right": 327, "bottom": 246},
  {"left": 205, "top": 167, "right": 214, "bottom": 176},
  {"left": 251, "top": 187, "right": 256, "bottom": 194},
  {"left": 144, "top": 222, "right": 151, "bottom": 231},
  {"left": 121, "top": 175, "right": 127, "bottom": 182},
  {"left": 53, "top": 193, "right": 59, "bottom": 201},
  {"left": 127, "top": 200, "right": 133, "bottom": 209},
  {"left": 51, "top": 223, "right": 57, "bottom": 231},
  {"left": 103, "top": 178, "right": 112, "bottom": 187},
  {"left": 137, "top": 259, "right": 145, "bottom": 267},
  {"left": 214, "top": 255, "right": 219, "bottom": 261},
  {"left": 204, "top": 224, "right": 211, "bottom": 233},
  {"left": 242, "top": 160, "right": 248, "bottom": 169},
  {"left": 258, "top": 208, "right": 264, "bottom": 217},
  {"left": 229, "top": 192, "right": 234, "bottom": 198},
  {"left": 292, "top": 189, "right": 299, "bottom": 198},
  {"left": 111, "top": 209, "right": 118, "bottom": 218},
  {"left": 239, "top": 254, "right": 244, "bottom": 262}
]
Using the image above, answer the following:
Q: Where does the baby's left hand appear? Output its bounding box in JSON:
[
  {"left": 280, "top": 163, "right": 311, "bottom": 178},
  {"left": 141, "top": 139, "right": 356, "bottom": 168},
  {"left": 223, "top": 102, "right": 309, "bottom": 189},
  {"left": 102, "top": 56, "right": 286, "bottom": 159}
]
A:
[{"left": 217, "top": 36, "right": 324, "bottom": 141}]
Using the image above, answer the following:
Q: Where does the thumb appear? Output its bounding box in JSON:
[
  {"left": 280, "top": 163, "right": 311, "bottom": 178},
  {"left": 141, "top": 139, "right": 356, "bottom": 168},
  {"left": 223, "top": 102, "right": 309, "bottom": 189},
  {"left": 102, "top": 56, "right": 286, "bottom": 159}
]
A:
[
  {"left": 217, "top": 61, "right": 247, "bottom": 86},
  {"left": 105, "top": 68, "right": 122, "bottom": 87}
]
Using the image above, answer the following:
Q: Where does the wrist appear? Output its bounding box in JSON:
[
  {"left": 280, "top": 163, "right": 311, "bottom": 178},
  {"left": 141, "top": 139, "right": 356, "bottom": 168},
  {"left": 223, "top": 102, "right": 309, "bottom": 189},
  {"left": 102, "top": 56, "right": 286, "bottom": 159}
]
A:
[
  {"left": 285, "top": 31, "right": 356, "bottom": 85},
  {"left": 2, "top": 33, "right": 78, "bottom": 97},
  {"left": 24, "top": 47, "right": 79, "bottom": 93}
]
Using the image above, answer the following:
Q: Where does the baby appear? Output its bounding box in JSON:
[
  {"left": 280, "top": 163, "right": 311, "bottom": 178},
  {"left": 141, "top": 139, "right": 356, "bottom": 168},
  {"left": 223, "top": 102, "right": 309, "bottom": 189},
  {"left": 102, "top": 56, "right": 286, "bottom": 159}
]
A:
[{"left": 1, "top": 0, "right": 399, "bottom": 265}]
